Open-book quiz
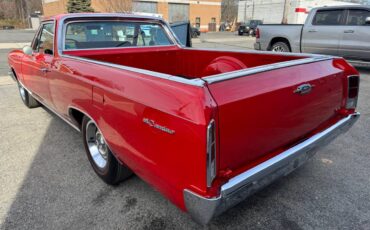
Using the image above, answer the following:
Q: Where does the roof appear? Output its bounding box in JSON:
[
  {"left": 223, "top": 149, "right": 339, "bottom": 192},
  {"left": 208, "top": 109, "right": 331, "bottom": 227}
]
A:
[
  {"left": 313, "top": 5, "right": 370, "bottom": 11},
  {"left": 43, "top": 13, "right": 164, "bottom": 22}
]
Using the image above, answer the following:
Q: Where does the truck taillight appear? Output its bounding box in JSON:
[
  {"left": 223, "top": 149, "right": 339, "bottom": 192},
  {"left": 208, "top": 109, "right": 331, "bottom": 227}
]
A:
[
  {"left": 256, "top": 28, "right": 260, "bottom": 39},
  {"left": 206, "top": 119, "right": 216, "bottom": 187},
  {"left": 346, "top": 75, "right": 359, "bottom": 109}
]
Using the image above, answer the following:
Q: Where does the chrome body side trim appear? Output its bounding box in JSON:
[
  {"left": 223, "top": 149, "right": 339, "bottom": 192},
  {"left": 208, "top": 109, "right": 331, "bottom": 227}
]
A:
[
  {"left": 15, "top": 78, "right": 80, "bottom": 132},
  {"left": 202, "top": 56, "right": 334, "bottom": 84},
  {"left": 184, "top": 112, "right": 360, "bottom": 225},
  {"left": 62, "top": 54, "right": 206, "bottom": 87}
]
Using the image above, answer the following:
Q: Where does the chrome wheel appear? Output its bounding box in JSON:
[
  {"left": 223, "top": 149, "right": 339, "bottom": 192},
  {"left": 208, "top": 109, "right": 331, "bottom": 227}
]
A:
[
  {"left": 19, "top": 85, "right": 26, "bottom": 101},
  {"left": 86, "top": 120, "right": 108, "bottom": 169},
  {"left": 272, "top": 45, "right": 285, "bottom": 52}
]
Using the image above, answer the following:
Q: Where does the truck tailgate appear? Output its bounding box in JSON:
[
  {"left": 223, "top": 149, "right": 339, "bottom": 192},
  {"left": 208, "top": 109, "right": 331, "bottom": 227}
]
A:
[{"left": 205, "top": 59, "right": 346, "bottom": 172}]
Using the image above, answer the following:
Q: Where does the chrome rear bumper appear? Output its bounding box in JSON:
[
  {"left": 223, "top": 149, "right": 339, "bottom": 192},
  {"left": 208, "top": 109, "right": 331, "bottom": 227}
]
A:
[{"left": 184, "top": 112, "right": 360, "bottom": 225}]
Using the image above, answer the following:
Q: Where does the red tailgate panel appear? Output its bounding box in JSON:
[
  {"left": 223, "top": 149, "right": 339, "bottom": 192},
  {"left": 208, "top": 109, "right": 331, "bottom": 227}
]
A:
[{"left": 207, "top": 60, "right": 345, "bottom": 172}]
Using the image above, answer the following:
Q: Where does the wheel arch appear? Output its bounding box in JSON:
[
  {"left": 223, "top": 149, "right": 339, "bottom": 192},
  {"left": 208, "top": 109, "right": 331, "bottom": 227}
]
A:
[
  {"left": 10, "top": 67, "right": 18, "bottom": 81},
  {"left": 68, "top": 107, "right": 85, "bottom": 130},
  {"left": 268, "top": 37, "right": 292, "bottom": 51}
]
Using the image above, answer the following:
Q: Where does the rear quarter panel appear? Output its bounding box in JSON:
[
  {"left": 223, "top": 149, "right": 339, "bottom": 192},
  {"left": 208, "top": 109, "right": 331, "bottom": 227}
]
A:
[
  {"left": 52, "top": 56, "right": 216, "bottom": 209},
  {"left": 257, "top": 25, "right": 303, "bottom": 52}
]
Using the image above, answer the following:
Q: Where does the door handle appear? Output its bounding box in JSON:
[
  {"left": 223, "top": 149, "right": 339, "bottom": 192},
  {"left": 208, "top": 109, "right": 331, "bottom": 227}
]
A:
[
  {"left": 344, "top": 30, "right": 354, "bottom": 33},
  {"left": 40, "top": 67, "right": 50, "bottom": 73},
  {"left": 308, "top": 29, "right": 317, "bottom": 32}
]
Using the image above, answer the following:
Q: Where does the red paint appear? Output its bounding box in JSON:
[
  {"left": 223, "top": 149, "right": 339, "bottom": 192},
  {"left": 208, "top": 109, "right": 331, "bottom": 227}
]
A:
[
  {"left": 8, "top": 14, "right": 359, "bottom": 213},
  {"left": 295, "top": 7, "right": 307, "bottom": 13}
]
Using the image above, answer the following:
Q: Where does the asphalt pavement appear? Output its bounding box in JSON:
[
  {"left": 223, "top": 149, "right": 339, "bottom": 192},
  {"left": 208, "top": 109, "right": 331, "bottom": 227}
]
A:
[{"left": 0, "top": 31, "right": 369, "bottom": 230}]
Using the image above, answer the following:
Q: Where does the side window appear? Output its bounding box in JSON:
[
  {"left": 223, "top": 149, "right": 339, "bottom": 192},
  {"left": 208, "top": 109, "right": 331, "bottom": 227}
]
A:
[
  {"left": 347, "top": 10, "right": 370, "bottom": 26},
  {"left": 312, "top": 10, "right": 345, "bottom": 25},
  {"left": 34, "top": 23, "right": 55, "bottom": 54}
]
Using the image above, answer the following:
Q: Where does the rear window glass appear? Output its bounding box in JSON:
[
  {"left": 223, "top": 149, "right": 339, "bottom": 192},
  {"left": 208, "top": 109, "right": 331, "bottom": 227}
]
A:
[
  {"left": 64, "top": 21, "right": 173, "bottom": 50},
  {"left": 347, "top": 9, "right": 370, "bottom": 25},
  {"left": 312, "top": 10, "right": 345, "bottom": 25}
]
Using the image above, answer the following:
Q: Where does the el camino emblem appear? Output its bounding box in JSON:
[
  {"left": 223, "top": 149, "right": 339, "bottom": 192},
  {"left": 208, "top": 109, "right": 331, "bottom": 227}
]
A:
[
  {"left": 143, "top": 118, "right": 175, "bottom": 135},
  {"left": 294, "top": 83, "right": 314, "bottom": 95}
]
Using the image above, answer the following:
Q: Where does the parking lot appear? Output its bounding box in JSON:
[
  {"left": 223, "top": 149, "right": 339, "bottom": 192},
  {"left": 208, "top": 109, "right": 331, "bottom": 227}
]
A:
[{"left": 0, "top": 30, "right": 369, "bottom": 230}]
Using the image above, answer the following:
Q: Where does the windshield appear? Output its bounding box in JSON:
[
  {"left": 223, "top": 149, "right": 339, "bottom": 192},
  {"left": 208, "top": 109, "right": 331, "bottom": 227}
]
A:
[{"left": 64, "top": 21, "right": 173, "bottom": 50}]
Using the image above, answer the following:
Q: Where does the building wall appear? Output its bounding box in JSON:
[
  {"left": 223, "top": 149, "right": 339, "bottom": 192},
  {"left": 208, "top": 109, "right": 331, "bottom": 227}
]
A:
[
  {"left": 42, "top": 0, "right": 68, "bottom": 17},
  {"left": 237, "top": 0, "right": 359, "bottom": 24},
  {"left": 42, "top": 0, "right": 220, "bottom": 31}
]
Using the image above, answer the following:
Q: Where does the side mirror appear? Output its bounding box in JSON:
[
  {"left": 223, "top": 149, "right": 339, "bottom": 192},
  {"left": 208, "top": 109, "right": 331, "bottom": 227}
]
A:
[
  {"left": 23, "top": 46, "right": 33, "bottom": 56},
  {"left": 366, "top": 17, "right": 370, "bottom": 25}
]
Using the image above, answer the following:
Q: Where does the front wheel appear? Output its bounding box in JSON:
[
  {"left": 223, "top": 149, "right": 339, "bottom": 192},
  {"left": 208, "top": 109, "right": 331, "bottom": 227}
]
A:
[
  {"left": 17, "top": 82, "right": 40, "bottom": 108},
  {"left": 271, "top": 42, "right": 291, "bottom": 52},
  {"left": 82, "top": 116, "right": 132, "bottom": 185}
]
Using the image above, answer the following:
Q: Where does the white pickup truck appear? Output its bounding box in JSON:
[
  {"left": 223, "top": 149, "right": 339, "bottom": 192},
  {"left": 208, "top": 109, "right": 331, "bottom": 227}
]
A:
[{"left": 254, "top": 5, "right": 370, "bottom": 62}]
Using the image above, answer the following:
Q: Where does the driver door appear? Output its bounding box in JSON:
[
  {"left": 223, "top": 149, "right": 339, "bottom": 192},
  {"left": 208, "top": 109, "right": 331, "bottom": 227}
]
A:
[{"left": 22, "top": 22, "right": 55, "bottom": 105}]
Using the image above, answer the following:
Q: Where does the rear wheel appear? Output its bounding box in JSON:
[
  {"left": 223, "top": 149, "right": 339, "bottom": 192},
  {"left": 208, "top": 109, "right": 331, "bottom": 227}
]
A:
[
  {"left": 271, "top": 41, "right": 291, "bottom": 52},
  {"left": 17, "top": 82, "right": 40, "bottom": 108},
  {"left": 82, "top": 116, "right": 132, "bottom": 185}
]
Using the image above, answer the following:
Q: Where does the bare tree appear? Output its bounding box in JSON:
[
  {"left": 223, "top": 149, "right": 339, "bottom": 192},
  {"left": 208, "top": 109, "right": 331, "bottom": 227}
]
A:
[{"left": 221, "top": 0, "right": 238, "bottom": 24}]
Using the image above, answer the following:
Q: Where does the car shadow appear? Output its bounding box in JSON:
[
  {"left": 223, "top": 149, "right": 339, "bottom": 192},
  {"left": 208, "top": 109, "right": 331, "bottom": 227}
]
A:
[{"left": 2, "top": 87, "right": 370, "bottom": 229}]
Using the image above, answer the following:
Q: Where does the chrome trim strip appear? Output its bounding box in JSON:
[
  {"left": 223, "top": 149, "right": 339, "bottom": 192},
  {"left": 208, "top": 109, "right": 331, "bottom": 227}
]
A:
[
  {"left": 184, "top": 112, "right": 360, "bottom": 225},
  {"left": 16, "top": 80, "right": 80, "bottom": 132},
  {"left": 183, "top": 47, "right": 328, "bottom": 58},
  {"left": 206, "top": 119, "right": 216, "bottom": 187},
  {"left": 202, "top": 56, "right": 334, "bottom": 84},
  {"left": 61, "top": 54, "right": 205, "bottom": 87}
]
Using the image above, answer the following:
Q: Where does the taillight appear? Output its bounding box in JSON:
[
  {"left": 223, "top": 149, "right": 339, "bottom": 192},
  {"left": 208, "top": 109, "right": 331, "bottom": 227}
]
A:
[
  {"left": 256, "top": 28, "right": 260, "bottom": 39},
  {"left": 346, "top": 75, "right": 359, "bottom": 109},
  {"left": 206, "top": 119, "right": 216, "bottom": 187}
]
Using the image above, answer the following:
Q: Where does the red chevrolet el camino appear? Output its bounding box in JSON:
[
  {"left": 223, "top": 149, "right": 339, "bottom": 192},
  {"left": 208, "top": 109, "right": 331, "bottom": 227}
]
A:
[{"left": 8, "top": 13, "right": 360, "bottom": 224}]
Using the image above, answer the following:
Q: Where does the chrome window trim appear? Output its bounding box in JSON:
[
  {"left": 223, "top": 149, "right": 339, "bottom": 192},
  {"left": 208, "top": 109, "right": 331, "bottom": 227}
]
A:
[{"left": 62, "top": 19, "right": 176, "bottom": 52}]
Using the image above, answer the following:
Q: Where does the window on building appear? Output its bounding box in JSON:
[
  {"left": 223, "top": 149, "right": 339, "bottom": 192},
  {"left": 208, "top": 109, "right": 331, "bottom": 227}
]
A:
[
  {"left": 312, "top": 10, "right": 345, "bottom": 25},
  {"left": 346, "top": 9, "right": 370, "bottom": 25},
  {"left": 211, "top": 17, "right": 216, "bottom": 23},
  {"left": 195, "top": 17, "right": 200, "bottom": 28}
]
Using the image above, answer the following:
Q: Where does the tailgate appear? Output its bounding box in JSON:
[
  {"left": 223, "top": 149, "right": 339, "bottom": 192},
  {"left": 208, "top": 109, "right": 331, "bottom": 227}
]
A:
[{"left": 206, "top": 59, "right": 346, "bottom": 172}]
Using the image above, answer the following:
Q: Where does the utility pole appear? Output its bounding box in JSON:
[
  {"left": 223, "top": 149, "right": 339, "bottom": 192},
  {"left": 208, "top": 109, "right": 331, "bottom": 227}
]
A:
[
  {"left": 282, "top": 0, "right": 288, "bottom": 24},
  {"left": 244, "top": 1, "right": 247, "bottom": 22},
  {"left": 252, "top": 0, "right": 255, "bottom": 19}
]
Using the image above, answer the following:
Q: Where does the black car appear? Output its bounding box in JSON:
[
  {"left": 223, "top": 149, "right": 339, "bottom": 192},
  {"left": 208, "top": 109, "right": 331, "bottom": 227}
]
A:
[
  {"left": 191, "top": 26, "right": 200, "bottom": 38},
  {"left": 238, "top": 20, "right": 263, "bottom": 36}
]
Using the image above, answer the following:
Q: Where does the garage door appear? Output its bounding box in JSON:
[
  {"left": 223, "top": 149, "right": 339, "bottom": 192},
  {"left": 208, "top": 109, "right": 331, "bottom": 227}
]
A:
[
  {"left": 168, "top": 3, "right": 189, "bottom": 22},
  {"left": 132, "top": 1, "right": 157, "bottom": 13}
]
